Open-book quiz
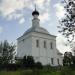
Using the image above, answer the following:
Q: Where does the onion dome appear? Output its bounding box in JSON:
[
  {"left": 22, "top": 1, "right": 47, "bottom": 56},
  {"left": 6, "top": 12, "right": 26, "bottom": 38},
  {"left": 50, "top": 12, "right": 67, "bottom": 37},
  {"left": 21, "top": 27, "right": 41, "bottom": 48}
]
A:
[{"left": 32, "top": 9, "right": 39, "bottom": 16}]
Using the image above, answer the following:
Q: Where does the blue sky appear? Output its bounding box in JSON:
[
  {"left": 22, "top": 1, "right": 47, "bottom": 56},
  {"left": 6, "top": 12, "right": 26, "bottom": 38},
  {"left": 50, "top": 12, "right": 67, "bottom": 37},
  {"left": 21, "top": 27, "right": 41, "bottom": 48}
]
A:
[{"left": 0, "top": 0, "right": 71, "bottom": 53}]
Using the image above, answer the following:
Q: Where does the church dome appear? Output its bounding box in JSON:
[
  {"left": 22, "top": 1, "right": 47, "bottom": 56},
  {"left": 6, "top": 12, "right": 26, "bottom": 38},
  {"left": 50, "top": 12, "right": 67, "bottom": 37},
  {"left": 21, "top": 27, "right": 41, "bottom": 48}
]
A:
[{"left": 32, "top": 9, "right": 39, "bottom": 16}]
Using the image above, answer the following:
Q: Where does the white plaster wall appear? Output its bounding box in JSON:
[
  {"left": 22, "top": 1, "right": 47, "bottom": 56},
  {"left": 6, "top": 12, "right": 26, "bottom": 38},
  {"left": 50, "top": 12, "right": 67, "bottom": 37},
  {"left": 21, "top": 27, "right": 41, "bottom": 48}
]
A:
[
  {"left": 17, "top": 34, "right": 32, "bottom": 57},
  {"left": 57, "top": 55, "right": 63, "bottom": 66},
  {"left": 31, "top": 32, "right": 63, "bottom": 66}
]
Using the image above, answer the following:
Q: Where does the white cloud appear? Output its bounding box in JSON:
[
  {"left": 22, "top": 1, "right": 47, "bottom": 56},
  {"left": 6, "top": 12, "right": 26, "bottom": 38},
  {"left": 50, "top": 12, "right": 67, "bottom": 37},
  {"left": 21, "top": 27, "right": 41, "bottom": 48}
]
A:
[
  {"left": 0, "top": 26, "right": 3, "bottom": 34},
  {"left": 19, "top": 18, "right": 25, "bottom": 24},
  {"left": 0, "top": 0, "right": 51, "bottom": 24},
  {"left": 34, "top": 0, "right": 50, "bottom": 10},
  {"left": 7, "top": 13, "right": 23, "bottom": 20},
  {"left": 0, "top": 0, "right": 33, "bottom": 18},
  {"left": 34, "top": 0, "right": 45, "bottom": 9},
  {"left": 36, "top": 0, "right": 50, "bottom": 24},
  {"left": 0, "top": 0, "right": 25, "bottom": 16},
  {"left": 39, "top": 12, "right": 50, "bottom": 23},
  {"left": 56, "top": 34, "right": 71, "bottom": 53},
  {"left": 1, "top": 1, "right": 51, "bottom": 29},
  {"left": 54, "top": 3, "right": 66, "bottom": 19}
]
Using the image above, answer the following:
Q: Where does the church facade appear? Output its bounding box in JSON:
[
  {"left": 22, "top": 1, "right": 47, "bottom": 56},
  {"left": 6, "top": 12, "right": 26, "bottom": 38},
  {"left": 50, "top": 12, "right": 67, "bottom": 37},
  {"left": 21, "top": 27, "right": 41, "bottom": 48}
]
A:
[{"left": 17, "top": 9, "right": 63, "bottom": 66}]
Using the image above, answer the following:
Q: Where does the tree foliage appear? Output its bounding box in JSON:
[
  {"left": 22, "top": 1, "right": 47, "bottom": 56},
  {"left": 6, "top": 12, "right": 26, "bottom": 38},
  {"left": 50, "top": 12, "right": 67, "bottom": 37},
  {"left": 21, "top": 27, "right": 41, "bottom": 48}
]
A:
[
  {"left": 22, "top": 56, "right": 35, "bottom": 68},
  {"left": 63, "top": 51, "right": 75, "bottom": 67},
  {"left": 58, "top": 0, "right": 75, "bottom": 42},
  {"left": 63, "top": 52, "right": 73, "bottom": 66},
  {"left": 16, "top": 55, "right": 43, "bottom": 69},
  {"left": 0, "top": 40, "right": 16, "bottom": 64}
]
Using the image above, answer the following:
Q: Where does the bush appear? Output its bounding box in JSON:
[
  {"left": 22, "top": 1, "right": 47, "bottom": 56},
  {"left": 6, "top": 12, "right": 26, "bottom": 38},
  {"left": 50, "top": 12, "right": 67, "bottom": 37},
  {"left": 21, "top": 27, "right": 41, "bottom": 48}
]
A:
[
  {"left": 0, "top": 64, "right": 21, "bottom": 71},
  {"left": 35, "top": 62, "right": 43, "bottom": 69}
]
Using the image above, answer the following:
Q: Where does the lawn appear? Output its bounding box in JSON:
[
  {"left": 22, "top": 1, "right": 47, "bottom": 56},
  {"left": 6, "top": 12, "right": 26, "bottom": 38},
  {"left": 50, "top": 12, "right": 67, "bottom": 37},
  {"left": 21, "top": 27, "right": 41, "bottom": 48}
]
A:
[
  {"left": 0, "top": 69, "right": 60, "bottom": 75},
  {"left": 0, "top": 69, "right": 75, "bottom": 75}
]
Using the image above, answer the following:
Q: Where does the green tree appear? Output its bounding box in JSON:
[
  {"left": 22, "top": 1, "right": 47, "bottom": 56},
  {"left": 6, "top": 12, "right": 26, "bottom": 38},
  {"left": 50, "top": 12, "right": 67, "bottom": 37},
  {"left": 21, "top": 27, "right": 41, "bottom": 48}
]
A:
[
  {"left": 22, "top": 56, "right": 35, "bottom": 68},
  {"left": 72, "top": 56, "right": 75, "bottom": 67},
  {"left": 0, "top": 42, "right": 3, "bottom": 64},
  {"left": 0, "top": 40, "right": 16, "bottom": 64},
  {"left": 63, "top": 52, "right": 73, "bottom": 66},
  {"left": 26, "top": 56, "right": 35, "bottom": 68},
  {"left": 22, "top": 56, "right": 27, "bottom": 66},
  {"left": 58, "top": 0, "right": 75, "bottom": 43}
]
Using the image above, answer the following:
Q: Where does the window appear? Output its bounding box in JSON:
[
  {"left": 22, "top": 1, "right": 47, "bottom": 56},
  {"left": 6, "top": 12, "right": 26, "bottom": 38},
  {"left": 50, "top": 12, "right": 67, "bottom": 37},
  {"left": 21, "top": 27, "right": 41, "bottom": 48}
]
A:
[
  {"left": 36, "top": 40, "right": 39, "bottom": 47},
  {"left": 44, "top": 41, "right": 46, "bottom": 48},
  {"left": 51, "top": 58, "right": 54, "bottom": 65},
  {"left": 22, "top": 39, "right": 24, "bottom": 42},
  {"left": 50, "top": 42, "right": 53, "bottom": 49},
  {"left": 57, "top": 58, "right": 59, "bottom": 65}
]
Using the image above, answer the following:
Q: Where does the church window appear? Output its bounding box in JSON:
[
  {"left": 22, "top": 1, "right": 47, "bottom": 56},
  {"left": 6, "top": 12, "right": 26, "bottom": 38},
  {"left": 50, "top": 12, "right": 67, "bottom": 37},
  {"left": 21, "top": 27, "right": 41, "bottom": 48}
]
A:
[
  {"left": 44, "top": 41, "right": 46, "bottom": 48},
  {"left": 36, "top": 40, "right": 39, "bottom": 47},
  {"left": 51, "top": 58, "right": 54, "bottom": 65},
  {"left": 50, "top": 42, "right": 53, "bottom": 49},
  {"left": 22, "top": 39, "right": 24, "bottom": 42},
  {"left": 57, "top": 58, "right": 59, "bottom": 65}
]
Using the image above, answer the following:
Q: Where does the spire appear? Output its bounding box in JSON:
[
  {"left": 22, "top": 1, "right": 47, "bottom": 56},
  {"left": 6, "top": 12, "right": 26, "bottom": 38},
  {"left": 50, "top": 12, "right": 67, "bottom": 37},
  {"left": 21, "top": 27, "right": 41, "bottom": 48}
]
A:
[
  {"left": 35, "top": 4, "right": 36, "bottom": 11},
  {"left": 32, "top": 6, "right": 40, "bottom": 28}
]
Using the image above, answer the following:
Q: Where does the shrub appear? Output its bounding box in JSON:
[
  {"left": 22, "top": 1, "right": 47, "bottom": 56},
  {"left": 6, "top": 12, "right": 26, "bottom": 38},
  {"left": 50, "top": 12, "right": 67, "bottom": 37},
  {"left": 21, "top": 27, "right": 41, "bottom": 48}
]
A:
[{"left": 35, "top": 62, "right": 43, "bottom": 69}]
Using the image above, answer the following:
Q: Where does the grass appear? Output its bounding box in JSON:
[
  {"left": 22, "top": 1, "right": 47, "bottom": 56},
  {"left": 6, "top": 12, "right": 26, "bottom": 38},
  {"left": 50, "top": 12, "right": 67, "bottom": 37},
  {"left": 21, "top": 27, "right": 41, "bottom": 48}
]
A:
[
  {"left": 0, "top": 71, "right": 21, "bottom": 75},
  {"left": 0, "top": 69, "right": 60, "bottom": 75},
  {"left": 0, "top": 69, "right": 75, "bottom": 75}
]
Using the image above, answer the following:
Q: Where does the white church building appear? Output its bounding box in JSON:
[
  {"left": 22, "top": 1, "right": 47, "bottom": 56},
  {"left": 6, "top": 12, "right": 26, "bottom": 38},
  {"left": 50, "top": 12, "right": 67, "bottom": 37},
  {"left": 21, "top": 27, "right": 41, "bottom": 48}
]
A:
[{"left": 17, "top": 8, "right": 63, "bottom": 66}]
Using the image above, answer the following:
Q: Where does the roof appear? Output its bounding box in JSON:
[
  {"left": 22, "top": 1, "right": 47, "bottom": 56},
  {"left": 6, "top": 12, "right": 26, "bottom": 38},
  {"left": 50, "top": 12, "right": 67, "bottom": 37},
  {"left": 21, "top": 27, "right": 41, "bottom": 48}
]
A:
[
  {"left": 17, "top": 27, "right": 56, "bottom": 40},
  {"left": 57, "top": 50, "right": 63, "bottom": 55},
  {"left": 23, "top": 27, "right": 50, "bottom": 35}
]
